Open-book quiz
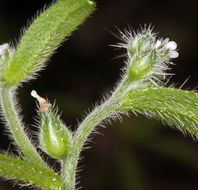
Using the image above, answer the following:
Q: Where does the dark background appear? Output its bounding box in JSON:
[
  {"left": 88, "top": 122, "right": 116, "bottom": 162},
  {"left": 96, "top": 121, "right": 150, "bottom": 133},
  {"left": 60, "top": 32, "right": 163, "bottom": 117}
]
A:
[{"left": 0, "top": 0, "right": 198, "bottom": 189}]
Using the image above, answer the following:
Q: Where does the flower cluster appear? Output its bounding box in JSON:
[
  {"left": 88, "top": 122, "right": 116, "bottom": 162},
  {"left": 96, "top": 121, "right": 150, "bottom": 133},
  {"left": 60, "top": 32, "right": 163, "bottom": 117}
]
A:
[{"left": 117, "top": 26, "right": 179, "bottom": 85}]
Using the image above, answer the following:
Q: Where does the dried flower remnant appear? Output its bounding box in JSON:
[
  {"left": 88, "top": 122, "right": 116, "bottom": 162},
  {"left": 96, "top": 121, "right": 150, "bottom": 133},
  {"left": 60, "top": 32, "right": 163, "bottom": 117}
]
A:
[{"left": 31, "top": 90, "right": 51, "bottom": 112}]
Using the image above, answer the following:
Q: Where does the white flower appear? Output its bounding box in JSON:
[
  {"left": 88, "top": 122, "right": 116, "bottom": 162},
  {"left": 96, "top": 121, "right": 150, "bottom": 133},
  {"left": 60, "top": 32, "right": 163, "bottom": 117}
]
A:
[
  {"left": 166, "top": 41, "right": 177, "bottom": 50},
  {"left": 169, "top": 51, "right": 179, "bottom": 58},
  {"left": 165, "top": 41, "right": 179, "bottom": 58},
  {"left": 0, "top": 43, "right": 9, "bottom": 56}
]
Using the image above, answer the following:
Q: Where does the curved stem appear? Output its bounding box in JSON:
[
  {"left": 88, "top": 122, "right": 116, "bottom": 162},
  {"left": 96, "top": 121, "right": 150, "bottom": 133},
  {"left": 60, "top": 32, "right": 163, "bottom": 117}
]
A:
[
  {"left": 61, "top": 103, "right": 114, "bottom": 190},
  {"left": 0, "top": 85, "right": 48, "bottom": 168},
  {"left": 61, "top": 77, "right": 131, "bottom": 190}
]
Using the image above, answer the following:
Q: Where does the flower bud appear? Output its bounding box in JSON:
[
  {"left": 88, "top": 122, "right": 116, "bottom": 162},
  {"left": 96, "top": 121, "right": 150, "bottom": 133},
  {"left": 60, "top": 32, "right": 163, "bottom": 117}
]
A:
[
  {"left": 127, "top": 32, "right": 154, "bottom": 56},
  {"left": 128, "top": 50, "right": 156, "bottom": 80},
  {"left": 31, "top": 90, "right": 72, "bottom": 159}
]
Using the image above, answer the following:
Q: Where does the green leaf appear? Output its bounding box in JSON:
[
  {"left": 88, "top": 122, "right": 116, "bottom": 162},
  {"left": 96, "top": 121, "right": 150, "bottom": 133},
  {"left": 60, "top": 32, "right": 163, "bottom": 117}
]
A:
[
  {"left": 5, "top": 0, "right": 95, "bottom": 85},
  {"left": 121, "top": 87, "right": 198, "bottom": 136},
  {"left": 0, "top": 154, "right": 62, "bottom": 190}
]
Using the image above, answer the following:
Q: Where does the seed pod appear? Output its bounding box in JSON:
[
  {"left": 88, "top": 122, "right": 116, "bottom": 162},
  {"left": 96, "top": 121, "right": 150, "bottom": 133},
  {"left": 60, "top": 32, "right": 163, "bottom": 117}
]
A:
[{"left": 31, "top": 91, "right": 72, "bottom": 159}]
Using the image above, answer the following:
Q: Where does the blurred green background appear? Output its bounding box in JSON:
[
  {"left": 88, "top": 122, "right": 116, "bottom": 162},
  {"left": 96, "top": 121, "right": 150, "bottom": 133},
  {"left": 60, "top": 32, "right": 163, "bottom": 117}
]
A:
[{"left": 0, "top": 0, "right": 198, "bottom": 189}]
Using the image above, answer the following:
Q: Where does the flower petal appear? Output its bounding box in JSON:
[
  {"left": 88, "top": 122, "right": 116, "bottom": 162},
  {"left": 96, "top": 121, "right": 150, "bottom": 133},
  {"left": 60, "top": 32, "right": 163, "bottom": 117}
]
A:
[
  {"left": 166, "top": 41, "right": 177, "bottom": 50},
  {"left": 169, "top": 51, "right": 179, "bottom": 58},
  {"left": 0, "top": 43, "right": 8, "bottom": 56}
]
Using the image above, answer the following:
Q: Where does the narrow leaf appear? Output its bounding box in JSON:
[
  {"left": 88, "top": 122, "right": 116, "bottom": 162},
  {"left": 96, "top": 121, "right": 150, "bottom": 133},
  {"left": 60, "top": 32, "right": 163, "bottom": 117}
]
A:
[
  {"left": 121, "top": 87, "right": 198, "bottom": 137},
  {"left": 0, "top": 154, "right": 62, "bottom": 190},
  {"left": 5, "top": 0, "right": 95, "bottom": 85}
]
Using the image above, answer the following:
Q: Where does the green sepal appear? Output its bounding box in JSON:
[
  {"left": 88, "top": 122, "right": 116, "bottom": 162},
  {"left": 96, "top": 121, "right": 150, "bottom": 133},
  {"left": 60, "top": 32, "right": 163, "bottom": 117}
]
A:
[
  {"left": 5, "top": 0, "right": 95, "bottom": 85},
  {"left": 39, "top": 107, "right": 72, "bottom": 160},
  {"left": 0, "top": 154, "right": 61, "bottom": 190},
  {"left": 128, "top": 50, "right": 156, "bottom": 80}
]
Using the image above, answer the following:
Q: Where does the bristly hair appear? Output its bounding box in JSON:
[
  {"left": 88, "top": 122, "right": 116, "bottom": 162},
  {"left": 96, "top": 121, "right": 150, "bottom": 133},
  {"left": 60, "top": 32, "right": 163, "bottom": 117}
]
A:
[{"left": 111, "top": 25, "right": 179, "bottom": 89}]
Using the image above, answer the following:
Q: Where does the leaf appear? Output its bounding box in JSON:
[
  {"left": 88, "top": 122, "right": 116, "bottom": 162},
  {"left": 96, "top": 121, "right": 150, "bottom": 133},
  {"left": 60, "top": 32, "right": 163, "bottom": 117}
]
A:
[
  {"left": 0, "top": 154, "right": 62, "bottom": 190},
  {"left": 121, "top": 86, "right": 198, "bottom": 137},
  {"left": 5, "top": 0, "right": 95, "bottom": 85}
]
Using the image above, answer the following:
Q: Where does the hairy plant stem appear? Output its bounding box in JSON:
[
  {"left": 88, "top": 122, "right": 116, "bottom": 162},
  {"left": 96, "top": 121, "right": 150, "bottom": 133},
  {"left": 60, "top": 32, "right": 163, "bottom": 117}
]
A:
[
  {"left": 61, "top": 77, "right": 132, "bottom": 190},
  {"left": 0, "top": 85, "right": 48, "bottom": 169},
  {"left": 61, "top": 104, "right": 114, "bottom": 190}
]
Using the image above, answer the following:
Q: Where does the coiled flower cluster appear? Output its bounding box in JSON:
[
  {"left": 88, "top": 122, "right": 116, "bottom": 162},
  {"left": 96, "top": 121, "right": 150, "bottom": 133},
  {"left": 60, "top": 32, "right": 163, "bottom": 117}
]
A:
[{"left": 117, "top": 26, "right": 179, "bottom": 85}]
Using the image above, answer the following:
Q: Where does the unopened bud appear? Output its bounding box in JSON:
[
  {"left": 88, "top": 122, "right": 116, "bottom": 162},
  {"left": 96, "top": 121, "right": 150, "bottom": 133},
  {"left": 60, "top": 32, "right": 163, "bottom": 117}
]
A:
[
  {"left": 128, "top": 50, "right": 156, "bottom": 80},
  {"left": 128, "top": 31, "right": 154, "bottom": 57}
]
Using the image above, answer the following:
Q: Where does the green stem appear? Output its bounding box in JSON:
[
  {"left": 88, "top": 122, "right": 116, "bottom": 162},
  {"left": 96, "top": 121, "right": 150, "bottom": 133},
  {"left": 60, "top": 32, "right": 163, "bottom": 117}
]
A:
[
  {"left": 0, "top": 85, "right": 48, "bottom": 168},
  {"left": 61, "top": 103, "right": 114, "bottom": 190},
  {"left": 61, "top": 77, "right": 131, "bottom": 190}
]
